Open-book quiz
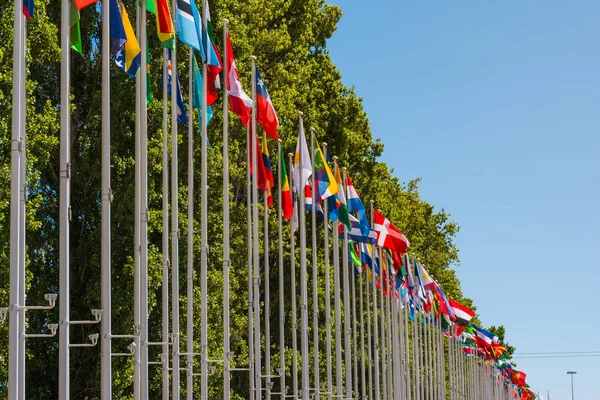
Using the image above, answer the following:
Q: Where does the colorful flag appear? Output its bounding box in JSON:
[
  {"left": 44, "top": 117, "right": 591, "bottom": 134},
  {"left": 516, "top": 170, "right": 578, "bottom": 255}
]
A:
[
  {"left": 449, "top": 298, "right": 475, "bottom": 326},
  {"left": 192, "top": 53, "right": 213, "bottom": 127},
  {"left": 176, "top": 0, "right": 203, "bottom": 53},
  {"left": 146, "top": 42, "right": 152, "bottom": 105},
  {"left": 293, "top": 117, "right": 312, "bottom": 195},
  {"left": 334, "top": 166, "right": 351, "bottom": 229},
  {"left": 341, "top": 214, "right": 377, "bottom": 244},
  {"left": 164, "top": 50, "right": 188, "bottom": 125},
  {"left": 255, "top": 67, "right": 279, "bottom": 140},
  {"left": 23, "top": 0, "right": 34, "bottom": 19},
  {"left": 111, "top": 0, "right": 141, "bottom": 78},
  {"left": 247, "top": 128, "right": 270, "bottom": 193},
  {"left": 74, "top": 0, "right": 98, "bottom": 10},
  {"left": 346, "top": 174, "right": 371, "bottom": 235},
  {"left": 261, "top": 133, "right": 274, "bottom": 207},
  {"left": 70, "top": 2, "right": 82, "bottom": 55},
  {"left": 152, "top": 0, "right": 175, "bottom": 49},
  {"left": 373, "top": 209, "right": 410, "bottom": 254},
  {"left": 312, "top": 135, "right": 337, "bottom": 201},
  {"left": 473, "top": 325, "right": 495, "bottom": 349},
  {"left": 349, "top": 243, "right": 362, "bottom": 270},
  {"left": 202, "top": 0, "right": 223, "bottom": 105},
  {"left": 225, "top": 32, "right": 252, "bottom": 126},
  {"left": 279, "top": 148, "right": 293, "bottom": 221}
]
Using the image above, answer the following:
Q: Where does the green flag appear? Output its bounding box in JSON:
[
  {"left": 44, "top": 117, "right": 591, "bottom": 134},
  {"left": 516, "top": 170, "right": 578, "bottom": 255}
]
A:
[
  {"left": 349, "top": 243, "right": 361, "bottom": 268},
  {"left": 146, "top": 0, "right": 156, "bottom": 15},
  {"left": 70, "top": 2, "right": 82, "bottom": 55}
]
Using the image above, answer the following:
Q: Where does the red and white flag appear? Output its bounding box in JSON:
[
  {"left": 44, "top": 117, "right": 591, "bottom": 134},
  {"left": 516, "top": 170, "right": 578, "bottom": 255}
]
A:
[
  {"left": 225, "top": 32, "right": 252, "bottom": 126},
  {"left": 373, "top": 209, "right": 410, "bottom": 254}
]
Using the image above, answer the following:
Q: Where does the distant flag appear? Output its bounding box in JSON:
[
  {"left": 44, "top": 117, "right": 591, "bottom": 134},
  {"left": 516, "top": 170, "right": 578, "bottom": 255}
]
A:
[
  {"left": 164, "top": 50, "right": 188, "bottom": 125},
  {"left": 340, "top": 214, "right": 377, "bottom": 244},
  {"left": 373, "top": 209, "right": 410, "bottom": 254},
  {"left": 192, "top": 53, "right": 213, "bottom": 127},
  {"left": 70, "top": 2, "right": 83, "bottom": 55},
  {"left": 225, "top": 32, "right": 252, "bottom": 126},
  {"left": 151, "top": 0, "right": 175, "bottom": 49},
  {"left": 74, "top": 0, "right": 99, "bottom": 10},
  {"left": 247, "top": 128, "right": 270, "bottom": 193},
  {"left": 346, "top": 175, "right": 371, "bottom": 235},
  {"left": 413, "top": 257, "right": 427, "bottom": 305},
  {"left": 176, "top": 0, "right": 203, "bottom": 54},
  {"left": 312, "top": 135, "right": 337, "bottom": 201},
  {"left": 293, "top": 117, "right": 312, "bottom": 195},
  {"left": 23, "top": 0, "right": 34, "bottom": 19},
  {"left": 349, "top": 243, "right": 362, "bottom": 270},
  {"left": 279, "top": 148, "right": 293, "bottom": 221},
  {"left": 255, "top": 67, "right": 279, "bottom": 140},
  {"left": 449, "top": 298, "right": 475, "bottom": 326},
  {"left": 110, "top": 0, "right": 141, "bottom": 78},
  {"left": 146, "top": 42, "right": 152, "bottom": 105},
  {"left": 472, "top": 325, "right": 495, "bottom": 349},
  {"left": 334, "top": 166, "right": 351, "bottom": 229},
  {"left": 261, "top": 132, "right": 275, "bottom": 207},
  {"left": 202, "top": 0, "right": 223, "bottom": 105}
]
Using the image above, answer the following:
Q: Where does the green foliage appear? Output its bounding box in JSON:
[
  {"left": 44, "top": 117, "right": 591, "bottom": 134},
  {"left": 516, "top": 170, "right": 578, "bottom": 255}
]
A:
[{"left": 0, "top": 0, "right": 505, "bottom": 398}]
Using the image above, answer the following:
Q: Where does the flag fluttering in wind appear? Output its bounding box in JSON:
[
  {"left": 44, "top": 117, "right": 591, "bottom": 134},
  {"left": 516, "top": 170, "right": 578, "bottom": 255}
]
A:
[
  {"left": 192, "top": 53, "right": 213, "bottom": 127},
  {"left": 176, "top": 0, "right": 202, "bottom": 53},
  {"left": 333, "top": 166, "right": 351, "bottom": 229},
  {"left": 70, "top": 2, "right": 82, "bottom": 55},
  {"left": 261, "top": 133, "right": 274, "bottom": 207},
  {"left": 312, "top": 136, "right": 337, "bottom": 201},
  {"left": 279, "top": 148, "right": 293, "bottom": 221},
  {"left": 255, "top": 68, "right": 279, "bottom": 140},
  {"left": 110, "top": 0, "right": 141, "bottom": 78},
  {"left": 74, "top": 0, "right": 98, "bottom": 10},
  {"left": 340, "top": 214, "right": 376, "bottom": 244},
  {"left": 346, "top": 175, "right": 371, "bottom": 236},
  {"left": 449, "top": 298, "right": 475, "bottom": 326},
  {"left": 23, "top": 0, "right": 34, "bottom": 19},
  {"left": 373, "top": 209, "right": 410, "bottom": 254},
  {"left": 150, "top": 0, "right": 175, "bottom": 49},
  {"left": 202, "top": 0, "right": 223, "bottom": 105},
  {"left": 225, "top": 33, "right": 252, "bottom": 126},
  {"left": 164, "top": 50, "right": 187, "bottom": 125},
  {"left": 293, "top": 118, "right": 312, "bottom": 195}
]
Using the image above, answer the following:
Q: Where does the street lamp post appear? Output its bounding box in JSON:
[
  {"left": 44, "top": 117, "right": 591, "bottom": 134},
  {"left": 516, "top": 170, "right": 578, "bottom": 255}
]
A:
[{"left": 567, "top": 371, "right": 577, "bottom": 400}]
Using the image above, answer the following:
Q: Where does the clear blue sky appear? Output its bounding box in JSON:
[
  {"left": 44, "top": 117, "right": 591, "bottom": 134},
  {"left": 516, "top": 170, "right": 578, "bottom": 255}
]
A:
[{"left": 328, "top": 1, "right": 600, "bottom": 398}]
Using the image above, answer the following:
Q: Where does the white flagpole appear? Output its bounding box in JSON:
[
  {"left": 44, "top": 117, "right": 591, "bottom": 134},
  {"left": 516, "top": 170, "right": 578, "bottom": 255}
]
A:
[
  {"left": 289, "top": 153, "right": 298, "bottom": 399},
  {"left": 222, "top": 18, "right": 231, "bottom": 400},
  {"left": 100, "top": 0, "right": 113, "bottom": 394},
  {"left": 247, "top": 125, "right": 255, "bottom": 399},
  {"left": 18, "top": 17, "right": 26, "bottom": 400},
  {"left": 369, "top": 201, "right": 380, "bottom": 400},
  {"left": 309, "top": 127, "right": 319, "bottom": 400},
  {"left": 332, "top": 158, "right": 343, "bottom": 399},
  {"left": 366, "top": 245, "right": 374, "bottom": 400},
  {"left": 341, "top": 168, "right": 352, "bottom": 398},
  {"left": 359, "top": 254, "right": 366, "bottom": 398},
  {"left": 251, "top": 57, "right": 262, "bottom": 400},
  {"left": 134, "top": 5, "right": 142, "bottom": 399},
  {"left": 298, "top": 112, "right": 309, "bottom": 400},
  {"left": 277, "top": 139, "right": 285, "bottom": 400},
  {"left": 186, "top": 47, "right": 195, "bottom": 400},
  {"left": 9, "top": 0, "right": 24, "bottom": 397},
  {"left": 264, "top": 156, "right": 272, "bottom": 400},
  {"left": 161, "top": 47, "right": 170, "bottom": 400},
  {"left": 379, "top": 252, "right": 387, "bottom": 400},
  {"left": 352, "top": 251, "right": 359, "bottom": 397},
  {"left": 139, "top": 1, "right": 150, "bottom": 397},
  {"left": 322, "top": 144, "right": 332, "bottom": 400},
  {"left": 58, "top": 0, "right": 71, "bottom": 396}
]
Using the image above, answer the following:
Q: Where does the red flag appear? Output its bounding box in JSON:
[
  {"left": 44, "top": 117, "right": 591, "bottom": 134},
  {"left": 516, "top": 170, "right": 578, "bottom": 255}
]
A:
[
  {"left": 226, "top": 33, "right": 252, "bottom": 126},
  {"left": 255, "top": 67, "right": 279, "bottom": 140},
  {"left": 74, "top": 0, "right": 99, "bottom": 10},
  {"left": 373, "top": 210, "right": 410, "bottom": 254},
  {"left": 247, "top": 128, "right": 269, "bottom": 193}
]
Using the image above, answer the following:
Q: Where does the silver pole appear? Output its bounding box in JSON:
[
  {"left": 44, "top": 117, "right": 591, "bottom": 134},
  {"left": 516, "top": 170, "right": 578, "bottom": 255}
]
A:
[
  {"left": 379, "top": 254, "right": 387, "bottom": 400},
  {"left": 247, "top": 125, "right": 255, "bottom": 399},
  {"left": 332, "top": 159, "right": 343, "bottom": 399},
  {"left": 370, "top": 202, "right": 380, "bottom": 400},
  {"left": 134, "top": 4, "right": 142, "bottom": 399},
  {"left": 359, "top": 258, "right": 366, "bottom": 399},
  {"left": 9, "top": 0, "right": 23, "bottom": 397},
  {"left": 140, "top": 1, "right": 149, "bottom": 398},
  {"left": 18, "top": 17, "right": 26, "bottom": 400},
  {"left": 366, "top": 245, "right": 373, "bottom": 400},
  {"left": 277, "top": 140, "right": 285, "bottom": 400},
  {"left": 309, "top": 127, "right": 319, "bottom": 400},
  {"left": 265, "top": 165, "right": 272, "bottom": 400},
  {"left": 289, "top": 153, "right": 298, "bottom": 399},
  {"left": 341, "top": 168, "right": 352, "bottom": 399},
  {"left": 298, "top": 112, "right": 309, "bottom": 400},
  {"left": 322, "top": 143, "right": 332, "bottom": 400},
  {"left": 161, "top": 48, "right": 170, "bottom": 400},
  {"left": 187, "top": 47, "right": 195, "bottom": 400},
  {"left": 222, "top": 19, "right": 231, "bottom": 400},
  {"left": 251, "top": 57, "right": 262, "bottom": 400},
  {"left": 404, "top": 303, "right": 412, "bottom": 400},
  {"left": 352, "top": 252, "right": 359, "bottom": 398},
  {"left": 58, "top": 0, "right": 71, "bottom": 396},
  {"left": 100, "top": 0, "right": 112, "bottom": 394}
]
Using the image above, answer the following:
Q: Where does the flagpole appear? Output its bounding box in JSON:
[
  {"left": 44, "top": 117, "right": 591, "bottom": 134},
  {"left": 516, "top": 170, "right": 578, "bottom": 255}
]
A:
[
  {"left": 370, "top": 201, "right": 380, "bottom": 400},
  {"left": 9, "top": 0, "right": 23, "bottom": 397},
  {"left": 248, "top": 125, "right": 255, "bottom": 399},
  {"left": 298, "top": 112, "right": 309, "bottom": 400},
  {"left": 277, "top": 139, "right": 285, "bottom": 400},
  {"left": 101, "top": 0, "right": 113, "bottom": 394},
  {"left": 222, "top": 18, "right": 231, "bottom": 400},
  {"left": 341, "top": 167, "right": 352, "bottom": 399},
  {"left": 351, "top": 249, "right": 359, "bottom": 398},
  {"left": 309, "top": 127, "right": 319, "bottom": 400},
  {"left": 321, "top": 144, "right": 332, "bottom": 400},
  {"left": 251, "top": 57, "right": 262, "bottom": 400},
  {"left": 58, "top": 0, "right": 71, "bottom": 397},
  {"left": 366, "top": 246, "right": 373, "bottom": 400},
  {"left": 379, "top": 250, "right": 387, "bottom": 400},
  {"left": 186, "top": 46, "right": 195, "bottom": 400},
  {"left": 139, "top": 1, "right": 150, "bottom": 397},
  {"left": 385, "top": 268, "right": 393, "bottom": 399},
  {"left": 289, "top": 153, "right": 298, "bottom": 399},
  {"left": 18, "top": 17, "right": 26, "bottom": 400},
  {"left": 161, "top": 47, "right": 170, "bottom": 400},
  {"left": 134, "top": 4, "right": 142, "bottom": 399},
  {"left": 332, "top": 158, "right": 343, "bottom": 399},
  {"left": 404, "top": 302, "right": 412, "bottom": 400},
  {"left": 264, "top": 161, "right": 272, "bottom": 400},
  {"left": 359, "top": 252, "right": 366, "bottom": 399}
]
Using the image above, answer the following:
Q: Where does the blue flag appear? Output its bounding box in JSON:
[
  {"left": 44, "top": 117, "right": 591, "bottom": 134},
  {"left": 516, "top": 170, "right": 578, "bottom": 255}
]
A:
[
  {"left": 176, "top": 0, "right": 204, "bottom": 58},
  {"left": 163, "top": 50, "right": 188, "bottom": 125}
]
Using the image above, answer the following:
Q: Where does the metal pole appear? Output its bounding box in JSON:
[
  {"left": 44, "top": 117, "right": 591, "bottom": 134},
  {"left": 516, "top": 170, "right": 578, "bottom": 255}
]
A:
[
  {"left": 187, "top": 47, "right": 195, "bottom": 400},
  {"left": 379, "top": 255, "right": 387, "bottom": 400},
  {"left": 251, "top": 57, "right": 262, "bottom": 400},
  {"left": 134, "top": 4, "right": 142, "bottom": 398},
  {"left": 359, "top": 259, "right": 366, "bottom": 399},
  {"left": 265, "top": 163, "right": 272, "bottom": 400},
  {"left": 100, "top": 0, "right": 112, "bottom": 394},
  {"left": 277, "top": 140, "right": 285, "bottom": 400},
  {"left": 332, "top": 159, "right": 343, "bottom": 399},
  {"left": 9, "top": 0, "right": 23, "bottom": 397},
  {"left": 385, "top": 271, "right": 393, "bottom": 400},
  {"left": 298, "top": 112, "right": 309, "bottom": 400},
  {"left": 341, "top": 168, "right": 352, "bottom": 399},
  {"left": 309, "top": 127, "right": 319, "bottom": 399},
  {"left": 366, "top": 245, "right": 373, "bottom": 400},
  {"left": 322, "top": 143, "right": 332, "bottom": 400},
  {"left": 161, "top": 47, "right": 170, "bottom": 400},
  {"left": 247, "top": 125, "right": 255, "bottom": 399},
  {"left": 222, "top": 19, "right": 231, "bottom": 400},
  {"left": 370, "top": 202, "right": 380, "bottom": 400},
  {"left": 289, "top": 153, "right": 298, "bottom": 399},
  {"left": 352, "top": 252, "right": 359, "bottom": 398},
  {"left": 58, "top": 0, "right": 71, "bottom": 396}
]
